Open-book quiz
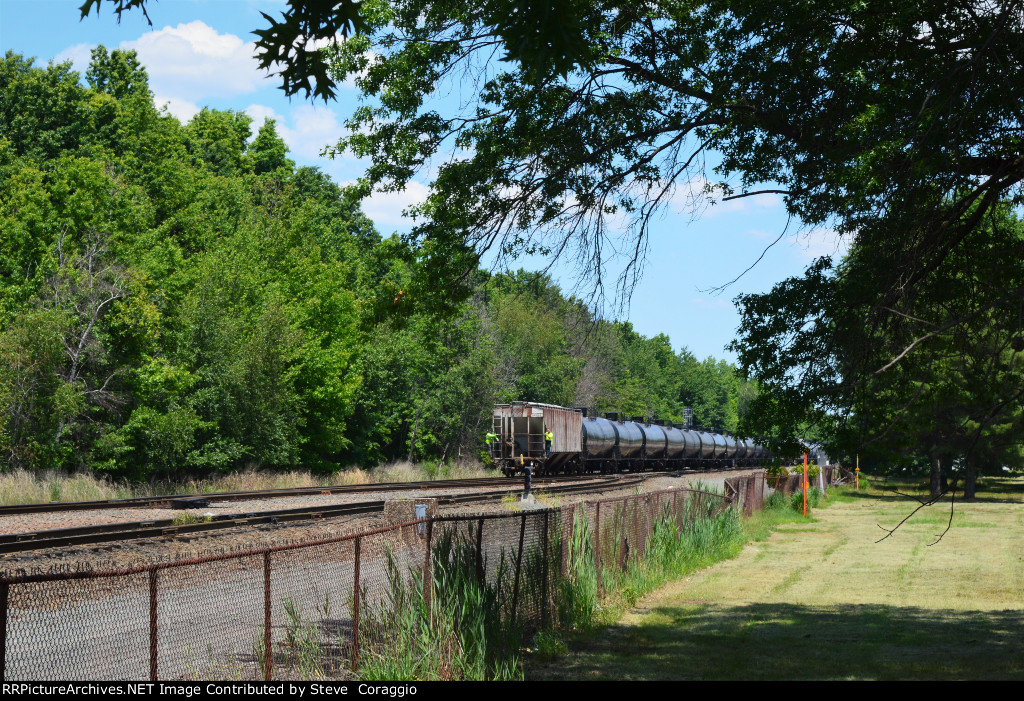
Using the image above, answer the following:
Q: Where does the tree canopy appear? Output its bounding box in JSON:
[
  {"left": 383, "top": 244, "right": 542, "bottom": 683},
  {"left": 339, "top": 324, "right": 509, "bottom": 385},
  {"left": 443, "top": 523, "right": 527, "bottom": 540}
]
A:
[
  {"left": 733, "top": 206, "right": 1024, "bottom": 491},
  {"left": 78, "top": 2, "right": 1024, "bottom": 477},
  {"left": 1, "top": 48, "right": 751, "bottom": 478}
]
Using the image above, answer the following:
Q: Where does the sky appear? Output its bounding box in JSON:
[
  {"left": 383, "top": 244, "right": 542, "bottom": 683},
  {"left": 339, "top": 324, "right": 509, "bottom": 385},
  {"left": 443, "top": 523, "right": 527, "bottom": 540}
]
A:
[{"left": 0, "top": 0, "right": 849, "bottom": 363}]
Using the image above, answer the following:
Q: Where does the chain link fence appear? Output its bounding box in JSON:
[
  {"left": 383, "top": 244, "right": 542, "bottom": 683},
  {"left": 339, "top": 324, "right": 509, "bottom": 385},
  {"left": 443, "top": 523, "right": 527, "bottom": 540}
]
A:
[
  {"left": 0, "top": 471, "right": 840, "bottom": 681},
  {"left": 726, "top": 466, "right": 840, "bottom": 515}
]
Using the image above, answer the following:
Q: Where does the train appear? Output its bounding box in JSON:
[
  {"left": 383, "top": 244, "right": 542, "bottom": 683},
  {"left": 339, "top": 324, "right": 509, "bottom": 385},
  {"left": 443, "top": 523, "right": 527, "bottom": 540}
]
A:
[{"left": 489, "top": 402, "right": 831, "bottom": 476}]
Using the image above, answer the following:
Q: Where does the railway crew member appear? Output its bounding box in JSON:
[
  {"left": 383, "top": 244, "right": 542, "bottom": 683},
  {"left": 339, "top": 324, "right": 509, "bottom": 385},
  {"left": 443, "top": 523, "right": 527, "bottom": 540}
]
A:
[
  {"left": 545, "top": 429, "right": 553, "bottom": 457},
  {"left": 485, "top": 431, "right": 499, "bottom": 451}
]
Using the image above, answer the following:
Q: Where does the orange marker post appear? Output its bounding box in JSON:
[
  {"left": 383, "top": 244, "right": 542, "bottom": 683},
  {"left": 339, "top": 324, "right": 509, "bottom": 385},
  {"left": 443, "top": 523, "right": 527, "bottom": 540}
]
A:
[
  {"left": 855, "top": 453, "right": 860, "bottom": 491},
  {"left": 803, "top": 451, "right": 809, "bottom": 516}
]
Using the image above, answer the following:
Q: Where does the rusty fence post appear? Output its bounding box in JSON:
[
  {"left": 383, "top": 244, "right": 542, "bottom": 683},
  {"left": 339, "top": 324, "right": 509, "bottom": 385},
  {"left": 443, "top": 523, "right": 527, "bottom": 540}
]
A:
[
  {"left": 423, "top": 519, "right": 434, "bottom": 620},
  {"left": 1, "top": 580, "right": 9, "bottom": 682},
  {"left": 264, "top": 551, "right": 272, "bottom": 681},
  {"left": 595, "top": 501, "right": 602, "bottom": 596},
  {"left": 475, "top": 518, "right": 485, "bottom": 585},
  {"left": 510, "top": 513, "right": 527, "bottom": 622},
  {"left": 351, "top": 536, "right": 361, "bottom": 672},
  {"left": 542, "top": 510, "right": 550, "bottom": 629},
  {"left": 149, "top": 568, "right": 158, "bottom": 681}
]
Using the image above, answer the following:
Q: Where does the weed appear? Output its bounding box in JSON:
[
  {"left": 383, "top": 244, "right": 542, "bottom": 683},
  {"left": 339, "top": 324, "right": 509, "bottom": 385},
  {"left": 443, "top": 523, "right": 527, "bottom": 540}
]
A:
[
  {"left": 530, "top": 630, "right": 568, "bottom": 661},
  {"left": 790, "top": 487, "right": 822, "bottom": 513},
  {"left": 357, "top": 530, "right": 523, "bottom": 681},
  {"left": 0, "top": 461, "right": 493, "bottom": 507},
  {"left": 172, "top": 511, "right": 213, "bottom": 526},
  {"left": 555, "top": 508, "right": 598, "bottom": 631},
  {"left": 252, "top": 627, "right": 268, "bottom": 680},
  {"left": 765, "top": 490, "right": 790, "bottom": 511},
  {"left": 501, "top": 493, "right": 521, "bottom": 512},
  {"left": 531, "top": 490, "right": 561, "bottom": 508},
  {"left": 282, "top": 598, "right": 326, "bottom": 679}
]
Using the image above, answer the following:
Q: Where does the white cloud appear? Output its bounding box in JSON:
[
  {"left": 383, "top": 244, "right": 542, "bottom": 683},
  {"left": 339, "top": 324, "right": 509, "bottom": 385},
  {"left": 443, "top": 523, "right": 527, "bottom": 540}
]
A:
[
  {"left": 744, "top": 225, "right": 851, "bottom": 264},
  {"left": 244, "top": 103, "right": 347, "bottom": 161},
  {"left": 286, "top": 105, "right": 347, "bottom": 159},
  {"left": 53, "top": 43, "right": 92, "bottom": 74},
  {"left": 358, "top": 181, "right": 431, "bottom": 229},
  {"left": 790, "top": 227, "right": 850, "bottom": 263},
  {"left": 121, "top": 21, "right": 268, "bottom": 101},
  {"left": 155, "top": 95, "right": 200, "bottom": 123},
  {"left": 689, "top": 297, "right": 735, "bottom": 310},
  {"left": 244, "top": 104, "right": 286, "bottom": 129}
]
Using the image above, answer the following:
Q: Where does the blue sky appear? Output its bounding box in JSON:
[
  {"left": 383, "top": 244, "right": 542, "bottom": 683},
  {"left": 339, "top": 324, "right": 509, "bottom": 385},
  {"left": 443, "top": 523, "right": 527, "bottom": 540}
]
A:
[{"left": 0, "top": 0, "right": 848, "bottom": 363}]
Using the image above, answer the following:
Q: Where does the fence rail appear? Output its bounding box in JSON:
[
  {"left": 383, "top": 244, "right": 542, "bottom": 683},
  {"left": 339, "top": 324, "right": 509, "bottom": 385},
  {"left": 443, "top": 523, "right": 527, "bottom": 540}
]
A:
[{"left": 0, "top": 469, "right": 839, "bottom": 681}]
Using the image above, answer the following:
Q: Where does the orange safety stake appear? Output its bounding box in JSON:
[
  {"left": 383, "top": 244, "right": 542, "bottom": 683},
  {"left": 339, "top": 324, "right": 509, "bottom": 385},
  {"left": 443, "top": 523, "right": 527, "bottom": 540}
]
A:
[{"left": 855, "top": 453, "right": 860, "bottom": 491}]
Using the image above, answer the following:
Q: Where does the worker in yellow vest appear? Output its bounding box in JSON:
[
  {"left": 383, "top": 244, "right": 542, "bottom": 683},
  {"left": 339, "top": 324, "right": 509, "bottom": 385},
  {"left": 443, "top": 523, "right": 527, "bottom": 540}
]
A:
[{"left": 544, "top": 429, "right": 553, "bottom": 457}]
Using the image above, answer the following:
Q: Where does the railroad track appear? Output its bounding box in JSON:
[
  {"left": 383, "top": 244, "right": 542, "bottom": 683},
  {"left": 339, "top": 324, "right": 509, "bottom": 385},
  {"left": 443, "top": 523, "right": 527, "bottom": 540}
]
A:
[
  {"left": 0, "top": 473, "right": 603, "bottom": 516},
  {"left": 0, "top": 475, "right": 643, "bottom": 555}
]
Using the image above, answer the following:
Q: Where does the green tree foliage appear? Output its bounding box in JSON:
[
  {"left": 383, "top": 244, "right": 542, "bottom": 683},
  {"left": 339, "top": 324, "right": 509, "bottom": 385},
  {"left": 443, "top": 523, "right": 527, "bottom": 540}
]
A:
[
  {"left": 183, "top": 108, "right": 253, "bottom": 177},
  {"left": 247, "top": 119, "right": 295, "bottom": 176},
  {"left": 734, "top": 208, "right": 1024, "bottom": 490},
  {"left": 81, "top": 0, "right": 601, "bottom": 100},
  {"left": 85, "top": 44, "right": 151, "bottom": 100},
  {"left": 0, "top": 51, "right": 367, "bottom": 476},
  {"left": 0, "top": 52, "right": 89, "bottom": 161},
  {"left": 1, "top": 49, "right": 751, "bottom": 480}
]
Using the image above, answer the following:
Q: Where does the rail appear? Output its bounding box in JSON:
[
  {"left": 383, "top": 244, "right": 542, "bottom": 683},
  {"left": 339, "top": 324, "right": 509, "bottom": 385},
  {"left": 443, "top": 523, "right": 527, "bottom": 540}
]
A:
[
  {"left": 0, "top": 469, "right": 841, "bottom": 680},
  {"left": 0, "top": 476, "right": 637, "bottom": 554}
]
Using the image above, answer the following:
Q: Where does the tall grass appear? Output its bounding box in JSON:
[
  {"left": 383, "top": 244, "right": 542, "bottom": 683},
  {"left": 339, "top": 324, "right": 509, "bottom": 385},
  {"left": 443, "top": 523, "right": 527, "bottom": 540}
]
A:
[
  {"left": 0, "top": 461, "right": 492, "bottom": 505},
  {"left": 0, "top": 469, "right": 135, "bottom": 504},
  {"left": 591, "top": 492, "right": 744, "bottom": 614},
  {"left": 230, "top": 488, "right": 751, "bottom": 680},
  {"left": 356, "top": 528, "right": 523, "bottom": 681},
  {"left": 351, "top": 489, "right": 746, "bottom": 679},
  {"left": 554, "top": 508, "right": 598, "bottom": 632}
]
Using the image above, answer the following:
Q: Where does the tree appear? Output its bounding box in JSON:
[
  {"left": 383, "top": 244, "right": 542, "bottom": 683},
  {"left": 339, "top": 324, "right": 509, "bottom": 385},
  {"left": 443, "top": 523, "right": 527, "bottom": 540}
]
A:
[
  {"left": 82, "top": 2, "right": 1024, "bottom": 284},
  {"left": 247, "top": 118, "right": 295, "bottom": 176},
  {"left": 183, "top": 108, "right": 253, "bottom": 177},
  {"left": 733, "top": 206, "right": 1024, "bottom": 493},
  {"left": 319, "top": 2, "right": 1021, "bottom": 305},
  {"left": 0, "top": 52, "right": 88, "bottom": 161},
  {"left": 81, "top": 3, "right": 1024, "bottom": 439},
  {"left": 80, "top": 0, "right": 599, "bottom": 100},
  {"left": 85, "top": 44, "right": 151, "bottom": 100}
]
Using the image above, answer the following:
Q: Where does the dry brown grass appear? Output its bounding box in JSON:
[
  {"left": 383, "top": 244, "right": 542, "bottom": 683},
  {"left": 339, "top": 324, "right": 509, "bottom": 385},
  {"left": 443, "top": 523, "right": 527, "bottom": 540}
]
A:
[
  {"left": 0, "top": 469, "right": 135, "bottom": 504},
  {"left": 0, "top": 460, "right": 493, "bottom": 505}
]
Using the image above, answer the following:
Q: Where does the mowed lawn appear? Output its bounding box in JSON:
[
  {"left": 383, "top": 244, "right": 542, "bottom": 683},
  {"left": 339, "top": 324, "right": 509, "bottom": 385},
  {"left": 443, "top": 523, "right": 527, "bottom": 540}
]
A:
[{"left": 531, "top": 477, "right": 1024, "bottom": 680}]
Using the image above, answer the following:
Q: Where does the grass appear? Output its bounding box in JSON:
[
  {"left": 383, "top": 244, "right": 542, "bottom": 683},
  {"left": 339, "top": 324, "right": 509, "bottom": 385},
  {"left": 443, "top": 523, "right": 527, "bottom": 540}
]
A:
[
  {"left": 0, "top": 460, "right": 491, "bottom": 506},
  {"left": 520, "top": 490, "right": 748, "bottom": 669},
  {"left": 356, "top": 530, "right": 523, "bottom": 681},
  {"left": 345, "top": 489, "right": 745, "bottom": 681},
  {"left": 529, "top": 476, "right": 1024, "bottom": 680},
  {"left": 171, "top": 511, "right": 213, "bottom": 526}
]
